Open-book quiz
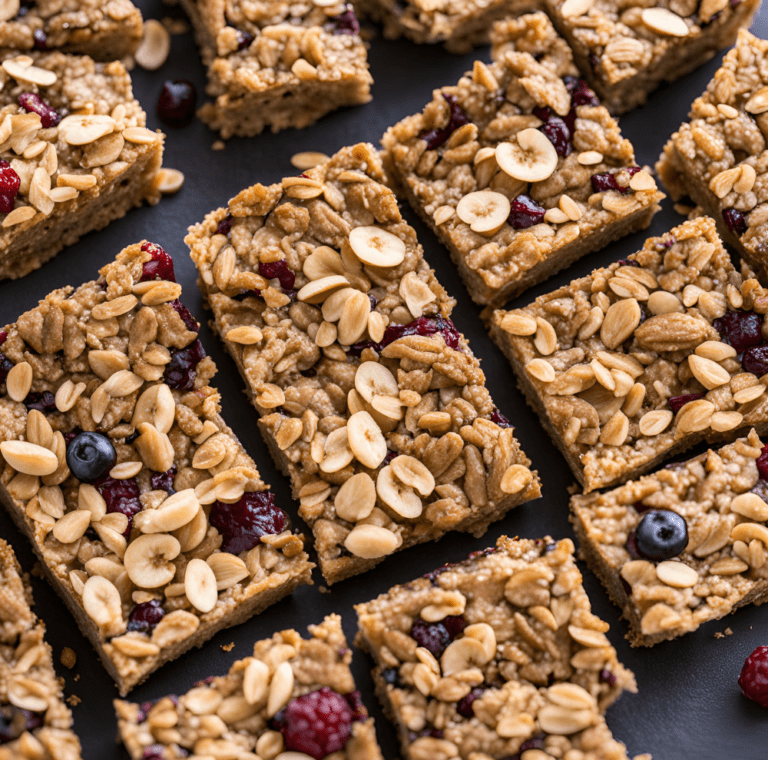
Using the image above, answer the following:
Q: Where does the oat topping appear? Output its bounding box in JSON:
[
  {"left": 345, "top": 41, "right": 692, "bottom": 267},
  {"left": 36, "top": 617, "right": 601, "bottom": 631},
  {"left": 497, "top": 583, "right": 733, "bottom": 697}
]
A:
[
  {"left": 489, "top": 216, "right": 768, "bottom": 493},
  {"left": 0, "top": 539, "right": 82, "bottom": 760},
  {"left": 572, "top": 429, "right": 768, "bottom": 645},
  {"left": 115, "top": 614, "right": 383, "bottom": 760},
  {"left": 187, "top": 142, "right": 540, "bottom": 585},
  {"left": 0, "top": 243, "right": 313, "bottom": 695},
  {"left": 382, "top": 12, "right": 663, "bottom": 307},
  {"left": 355, "top": 535, "right": 647, "bottom": 760}
]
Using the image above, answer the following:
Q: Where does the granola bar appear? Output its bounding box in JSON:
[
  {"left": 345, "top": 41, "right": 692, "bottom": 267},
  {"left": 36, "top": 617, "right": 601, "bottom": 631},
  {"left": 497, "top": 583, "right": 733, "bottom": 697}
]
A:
[
  {"left": 0, "top": 51, "right": 163, "bottom": 280},
  {"left": 542, "top": 0, "right": 759, "bottom": 114},
  {"left": 355, "top": 535, "right": 649, "bottom": 760},
  {"left": 181, "top": 0, "right": 372, "bottom": 138},
  {"left": 572, "top": 429, "right": 768, "bottom": 646},
  {"left": 187, "top": 142, "right": 541, "bottom": 585},
  {"left": 0, "top": 539, "right": 82, "bottom": 760},
  {"left": 657, "top": 29, "right": 768, "bottom": 284},
  {"left": 351, "top": 0, "right": 538, "bottom": 53},
  {"left": 381, "top": 12, "right": 663, "bottom": 308},
  {"left": 0, "top": 0, "right": 143, "bottom": 60},
  {"left": 488, "top": 216, "right": 768, "bottom": 493},
  {"left": 115, "top": 614, "right": 382, "bottom": 760},
  {"left": 0, "top": 243, "right": 313, "bottom": 696}
]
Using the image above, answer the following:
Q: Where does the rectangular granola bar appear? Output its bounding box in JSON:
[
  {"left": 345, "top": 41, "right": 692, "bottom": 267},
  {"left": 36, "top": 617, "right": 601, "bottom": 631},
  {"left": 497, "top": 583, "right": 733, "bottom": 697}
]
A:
[
  {"left": 571, "top": 429, "right": 768, "bottom": 646},
  {"left": 382, "top": 12, "right": 663, "bottom": 308},
  {"left": 657, "top": 29, "right": 768, "bottom": 284},
  {"left": 0, "top": 538, "right": 82, "bottom": 760},
  {"left": 0, "top": 0, "right": 143, "bottom": 59},
  {"left": 187, "top": 142, "right": 541, "bottom": 585},
  {"left": 181, "top": 0, "right": 372, "bottom": 138},
  {"left": 0, "top": 243, "right": 313, "bottom": 696},
  {"left": 542, "top": 0, "right": 759, "bottom": 114},
  {"left": 488, "top": 216, "right": 768, "bottom": 493},
  {"left": 115, "top": 614, "right": 383, "bottom": 760},
  {"left": 355, "top": 535, "right": 648, "bottom": 760},
  {"left": 0, "top": 51, "right": 163, "bottom": 280}
]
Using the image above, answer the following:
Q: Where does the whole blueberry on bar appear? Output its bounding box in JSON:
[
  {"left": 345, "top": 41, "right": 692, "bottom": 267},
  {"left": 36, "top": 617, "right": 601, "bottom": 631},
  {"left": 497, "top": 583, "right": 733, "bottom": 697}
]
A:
[
  {"left": 739, "top": 645, "right": 768, "bottom": 707},
  {"left": 633, "top": 509, "right": 688, "bottom": 561},
  {"left": 66, "top": 431, "right": 117, "bottom": 482},
  {"left": 157, "top": 80, "right": 196, "bottom": 128}
]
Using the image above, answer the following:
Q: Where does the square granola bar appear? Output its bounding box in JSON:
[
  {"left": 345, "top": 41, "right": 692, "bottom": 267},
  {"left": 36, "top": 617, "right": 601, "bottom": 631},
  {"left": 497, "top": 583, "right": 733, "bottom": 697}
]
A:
[
  {"left": 0, "top": 51, "right": 163, "bottom": 280},
  {"left": 0, "top": 538, "right": 82, "bottom": 760},
  {"left": 0, "top": 243, "right": 313, "bottom": 696},
  {"left": 542, "top": 0, "right": 759, "bottom": 114},
  {"left": 382, "top": 12, "right": 663, "bottom": 308},
  {"left": 115, "top": 614, "right": 383, "bottom": 760},
  {"left": 0, "top": 0, "right": 143, "bottom": 60},
  {"left": 571, "top": 429, "right": 768, "bottom": 646},
  {"left": 355, "top": 535, "right": 648, "bottom": 760},
  {"left": 187, "top": 142, "right": 541, "bottom": 585},
  {"left": 489, "top": 216, "right": 768, "bottom": 493},
  {"left": 181, "top": 0, "right": 372, "bottom": 138},
  {"left": 658, "top": 29, "right": 768, "bottom": 284}
]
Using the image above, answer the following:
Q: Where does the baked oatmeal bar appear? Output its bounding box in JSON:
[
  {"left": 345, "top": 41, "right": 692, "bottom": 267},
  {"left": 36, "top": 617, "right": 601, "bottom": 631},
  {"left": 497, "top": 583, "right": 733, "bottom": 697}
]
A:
[
  {"left": 0, "top": 539, "right": 82, "bottom": 760},
  {"left": 351, "top": 0, "right": 537, "bottom": 53},
  {"left": 572, "top": 429, "right": 768, "bottom": 646},
  {"left": 0, "top": 51, "right": 163, "bottom": 280},
  {"left": 115, "top": 614, "right": 382, "bottom": 760},
  {"left": 0, "top": 0, "right": 143, "bottom": 60},
  {"left": 0, "top": 243, "right": 313, "bottom": 696},
  {"left": 355, "top": 535, "right": 649, "bottom": 760},
  {"left": 489, "top": 216, "right": 768, "bottom": 493},
  {"left": 181, "top": 0, "right": 372, "bottom": 138},
  {"left": 187, "top": 142, "right": 541, "bottom": 585},
  {"left": 542, "top": 0, "right": 759, "bottom": 114},
  {"left": 658, "top": 29, "right": 768, "bottom": 284},
  {"left": 382, "top": 12, "right": 663, "bottom": 308}
]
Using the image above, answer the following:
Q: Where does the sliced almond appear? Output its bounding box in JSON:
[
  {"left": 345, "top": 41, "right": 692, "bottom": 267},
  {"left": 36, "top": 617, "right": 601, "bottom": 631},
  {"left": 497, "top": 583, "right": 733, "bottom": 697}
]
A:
[
  {"left": 348, "top": 226, "right": 406, "bottom": 268},
  {"left": 184, "top": 558, "right": 218, "bottom": 613},
  {"left": 337, "top": 290, "right": 370, "bottom": 345},
  {"left": 156, "top": 168, "right": 184, "bottom": 194},
  {"left": 243, "top": 658, "right": 270, "bottom": 705},
  {"left": 226, "top": 326, "right": 263, "bottom": 345},
  {"left": 496, "top": 129, "right": 558, "bottom": 183},
  {"left": 291, "top": 151, "right": 330, "bottom": 170},
  {"left": 0, "top": 441, "right": 58, "bottom": 476},
  {"left": 655, "top": 561, "right": 699, "bottom": 588},
  {"left": 6, "top": 361, "right": 32, "bottom": 402},
  {"left": 730, "top": 492, "right": 768, "bottom": 522},
  {"left": 52, "top": 510, "right": 92, "bottom": 544},
  {"left": 123, "top": 533, "right": 180, "bottom": 588},
  {"left": 344, "top": 524, "right": 399, "bottom": 558},
  {"left": 456, "top": 190, "right": 510, "bottom": 235},
  {"left": 526, "top": 358, "right": 555, "bottom": 383},
  {"left": 355, "top": 361, "right": 399, "bottom": 403},
  {"left": 641, "top": 7, "right": 689, "bottom": 36},
  {"left": 58, "top": 114, "right": 116, "bottom": 146},
  {"left": 297, "top": 274, "right": 349, "bottom": 304},
  {"left": 710, "top": 410, "right": 743, "bottom": 432},
  {"left": 500, "top": 313, "right": 537, "bottom": 336},
  {"left": 561, "top": 0, "right": 593, "bottom": 16},
  {"left": 377, "top": 464, "right": 422, "bottom": 518},
  {"left": 733, "top": 385, "right": 765, "bottom": 404},
  {"left": 347, "top": 411, "right": 387, "bottom": 469},
  {"left": 0, "top": 0, "right": 20, "bottom": 22},
  {"left": 82, "top": 576, "right": 122, "bottom": 630},
  {"left": 267, "top": 661, "right": 294, "bottom": 717},
  {"left": 2, "top": 57, "right": 56, "bottom": 86},
  {"left": 638, "top": 409, "right": 673, "bottom": 436},
  {"left": 647, "top": 291, "right": 683, "bottom": 315},
  {"left": 600, "top": 298, "right": 641, "bottom": 349},
  {"left": 500, "top": 464, "right": 533, "bottom": 494},
  {"left": 319, "top": 426, "right": 354, "bottom": 473},
  {"left": 688, "top": 355, "right": 730, "bottom": 390},
  {"left": 135, "top": 19, "right": 171, "bottom": 70}
]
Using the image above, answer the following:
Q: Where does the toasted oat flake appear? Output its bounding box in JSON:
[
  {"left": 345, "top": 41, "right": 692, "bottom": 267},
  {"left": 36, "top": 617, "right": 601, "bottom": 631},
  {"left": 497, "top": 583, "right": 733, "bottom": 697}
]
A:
[{"left": 135, "top": 19, "right": 171, "bottom": 70}]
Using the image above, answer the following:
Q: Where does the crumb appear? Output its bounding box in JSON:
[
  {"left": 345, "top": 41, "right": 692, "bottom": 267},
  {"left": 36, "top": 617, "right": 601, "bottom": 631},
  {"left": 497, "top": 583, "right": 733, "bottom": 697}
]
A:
[
  {"left": 74, "top": 674, "right": 80, "bottom": 682},
  {"left": 121, "top": 55, "right": 136, "bottom": 72},
  {"left": 162, "top": 16, "right": 190, "bottom": 34},
  {"left": 212, "top": 140, "right": 226, "bottom": 151},
  {"left": 66, "top": 694, "right": 81, "bottom": 706},
  {"left": 60, "top": 647, "right": 77, "bottom": 669},
  {"left": 319, "top": 585, "right": 330, "bottom": 594},
  {"left": 715, "top": 631, "right": 725, "bottom": 639},
  {"left": 31, "top": 562, "right": 45, "bottom": 579},
  {"left": 567, "top": 482, "right": 580, "bottom": 495},
  {"left": 221, "top": 642, "right": 235, "bottom": 652},
  {"left": 715, "top": 628, "right": 734, "bottom": 639},
  {"left": 725, "top": 627, "right": 733, "bottom": 636}
]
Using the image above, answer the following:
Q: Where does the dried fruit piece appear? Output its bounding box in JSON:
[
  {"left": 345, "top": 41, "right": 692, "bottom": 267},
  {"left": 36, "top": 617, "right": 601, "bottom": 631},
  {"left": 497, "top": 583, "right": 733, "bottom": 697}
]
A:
[
  {"left": 740, "top": 646, "right": 768, "bottom": 707},
  {"left": 157, "top": 80, "right": 196, "bottom": 127},
  {"left": 508, "top": 194, "right": 545, "bottom": 229},
  {"left": 209, "top": 491, "right": 286, "bottom": 554}
]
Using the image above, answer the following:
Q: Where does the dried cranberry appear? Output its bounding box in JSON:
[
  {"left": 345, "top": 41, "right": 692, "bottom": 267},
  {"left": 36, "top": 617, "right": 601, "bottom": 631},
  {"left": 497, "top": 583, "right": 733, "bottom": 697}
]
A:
[
  {"left": 509, "top": 194, "right": 545, "bottom": 229},
  {"left": 383, "top": 450, "right": 398, "bottom": 465},
  {"left": 326, "top": 5, "right": 360, "bottom": 34},
  {"left": 350, "top": 315, "right": 461, "bottom": 355},
  {"left": 617, "top": 258, "right": 639, "bottom": 267},
  {"left": 274, "top": 687, "right": 354, "bottom": 759},
  {"left": 668, "top": 392, "right": 705, "bottom": 413},
  {"left": 0, "top": 706, "right": 43, "bottom": 744},
  {"left": 564, "top": 75, "right": 599, "bottom": 106},
  {"left": 216, "top": 214, "right": 232, "bottom": 237},
  {"left": 24, "top": 391, "right": 55, "bottom": 412},
  {"left": 591, "top": 170, "right": 632, "bottom": 194},
  {"left": 209, "top": 490, "right": 286, "bottom": 554},
  {"left": 714, "top": 310, "right": 762, "bottom": 352},
  {"left": 533, "top": 106, "right": 571, "bottom": 157},
  {"left": 259, "top": 259, "right": 295, "bottom": 291},
  {"left": 739, "top": 646, "right": 768, "bottom": 707},
  {"left": 422, "top": 563, "right": 451, "bottom": 586},
  {"left": 157, "top": 80, "right": 196, "bottom": 128},
  {"left": 343, "top": 690, "right": 367, "bottom": 722},
  {"left": 141, "top": 747, "right": 167, "bottom": 760},
  {"left": 151, "top": 467, "right": 176, "bottom": 494},
  {"left": 743, "top": 345, "right": 768, "bottom": 377},
  {"left": 235, "top": 29, "right": 254, "bottom": 49},
  {"left": 164, "top": 339, "right": 205, "bottom": 391},
  {"left": 504, "top": 735, "right": 547, "bottom": 760},
  {"left": 140, "top": 242, "right": 176, "bottom": 283},
  {"left": 419, "top": 94, "right": 470, "bottom": 151},
  {"left": 127, "top": 600, "right": 165, "bottom": 634},
  {"left": 368, "top": 293, "right": 378, "bottom": 310},
  {"left": 411, "top": 618, "right": 451, "bottom": 658},
  {"left": 18, "top": 92, "right": 60, "bottom": 128},
  {"left": 457, "top": 687, "right": 485, "bottom": 717},
  {"left": 758, "top": 445, "right": 768, "bottom": 481},
  {"left": 170, "top": 299, "right": 199, "bottom": 333},
  {"left": 723, "top": 207, "right": 748, "bottom": 236},
  {"left": 95, "top": 476, "right": 142, "bottom": 537},
  {"left": 33, "top": 28, "right": 47, "bottom": 49},
  {"left": 442, "top": 615, "right": 467, "bottom": 638},
  {"left": 599, "top": 668, "right": 617, "bottom": 686},
  {"left": 491, "top": 409, "right": 511, "bottom": 427},
  {"left": 751, "top": 478, "right": 768, "bottom": 504},
  {"left": 633, "top": 501, "right": 653, "bottom": 514},
  {"left": 0, "top": 160, "right": 21, "bottom": 214},
  {"left": 0, "top": 352, "right": 12, "bottom": 383}
]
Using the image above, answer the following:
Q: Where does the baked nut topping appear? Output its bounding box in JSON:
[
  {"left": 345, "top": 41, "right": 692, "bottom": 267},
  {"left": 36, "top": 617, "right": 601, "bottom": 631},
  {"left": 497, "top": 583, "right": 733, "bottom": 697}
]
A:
[
  {"left": 115, "top": 614, "right": 383, "bottom": 760},
  {"left": 657, "top": 30, "right": 768, "bottom": 286},
  {"left": 0, "top": 539, "right": 83, "bottom": 760},
  {"left": 382, "top": 12, "right": 663, "bottom": 307},
  {"left": 0, "top": 243, "right": 313, "bottom": 696},
  {"left": 181, "top": 0, "right": 372, "bottom": 138},
  {"left": 543, "top": 0, "right": 759, "bottom": 113},
  {"left": 489, "top": 216, "right": 768, "bottom": 492},
  {"left": 572, "top": 429, "right": 768, "bottom": 645},
  {"left": 187, "top": 142, "right": 540, "bottom": 585},
  {"left": 355, "top": 535, "right": 648, "bottom": 760}
]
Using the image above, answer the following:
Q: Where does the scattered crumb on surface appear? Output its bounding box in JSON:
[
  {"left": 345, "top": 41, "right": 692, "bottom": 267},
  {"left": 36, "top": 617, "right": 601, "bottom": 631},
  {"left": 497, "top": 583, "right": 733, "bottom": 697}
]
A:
[
  {"left": 31, "top": 562, "right": 44, "bottom": 579},
  {"left": 162, "top": 16, "right": 190, "bottom": 33},
  {"left": 60, "top": 647, "right": 77, "bottom": 669},
  {"left": 212, "top": 140, "right": 225, "bottom": 151},
  {"left": 66, "top": 695, "right": 81, "bottom": 706},
  {"left": 319, "top": 586, "right": 330, "bottom": 594},
  {"left": 74, "top": 674, "right": 80, "bottom": 682},
  {"left": 221, "top": 642, "right": 235, "bottom": 652},
  {"left": 715, "top": 627, "right": 734, "bottom": 639}
]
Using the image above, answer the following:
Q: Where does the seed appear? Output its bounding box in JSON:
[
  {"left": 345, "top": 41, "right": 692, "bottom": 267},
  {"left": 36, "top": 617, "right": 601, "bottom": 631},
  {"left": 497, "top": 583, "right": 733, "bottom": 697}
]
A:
[
  {"left": 344, "top": 523, "right": 399, "bottom": 558},
  {"left": 377, "top": 464, "right": 422, "bottom": 518},
  {"left": 688, "top": 355, "right": 730, "bottom": 390},
  {"left": 496, "top": 128, "right": 558, "bottom": 183},
  {"left": 6, "top": 361, "right": 32, "bottom": 401},
  {"left": 0, "top": 441, "right": 58, "bottom": 476},
  {"left": 638, "top": 409, "right": 673, "bottom": 436},
  {"left": 123, "top": 533, "right": 181, "bottom": 588},
  {"left": 348, "top": 225, "right": 406, "bottom": 268},
  {"left": 500, "top": 464, "right": 533, "bottom": 494},
  {"left": 184, "top": 558, "right": 218, "bottom": 613},
  {"left": 52, "top": 510, "right": 92, "bottom": 544},
  {"left": 655, "top": 561, "right": 699, "bottom": 588},
  {"left": 391, "top": 455, "right": 435, "bottom": 496},
  {"left": 156, "top": 168, "right": 185, "bottom": 195},
  {"left": 243, "top": 658, "right": 270, "bottom": 705},
  {"left": 641, "top": 7, "right": 689, "bottom": 36},
  {"left": 335, "top": 472, "right": 376, "bottom": 522},
  {"left": 82, "top": 576, "right": 122, "bottom": 629},
  {"left": 226, "top": 326, "right": 263, "bottom": 344},
  {"left": 500, "top": 313, "right": 537, "bottom": 336},
  {"left": 455, "top": 190, "right": 510, "bottom": 235},
  {"left": 730, "top": 492, "right": 768, "bottom": 521},
  {"left": 135, "top": 19, "right": 171, "bottom": 69},
  {"left": 526, "top": 358, "right": 555, "bottom": 383},
  {"left": 675, "top": 399, "right": 715, "bottom": 433},
  {"left": 534, "top": 317, "right": 557, "bottom": 356},
  {"left": 600, "top": 298, "right": 641, "bottom": 349}
]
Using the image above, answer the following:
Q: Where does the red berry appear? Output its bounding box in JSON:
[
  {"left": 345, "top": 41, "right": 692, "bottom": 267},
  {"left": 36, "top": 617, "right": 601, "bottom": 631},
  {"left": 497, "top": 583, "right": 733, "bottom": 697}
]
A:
[
  {"left": 18, "top": 92, "right": 60, "bottom": 127},
  {"left": 713, "top": 310, "right": 762, "bottom": 352},
  {"left": 757, "top": 445, "right": 768, "bottom": 481},
  {"left": 739, "top": 646, "right": 768, "bottom": 706},
  {"left": 742, "top": 345, "right": 768, "bottom": 377},
  {"left": 259, "top": 259, "right": 295, "bottom": 291},
  {"left": 157, "top": 80, "right": 196, "bottom": 128},
  {"left": 668, "top": 392, "right": 705, "bottom": 413},
  {"left": 209, "top": 491, "right": 286, "bottom": 554},
  {"left": 95, "top": 476, "right": 142, "bottom": 537},
  {"left": 0, "top": 160, "right": 20, "bottom": 214},
  {"left": 326, "top": 5, "right": 360, "bottom": 34},
  {"left": 276, "top": 687, "right": 354, "bottom": 759},
  {"left": 419, "top": 94, "right": 469, "bottom": 151},
  {"left": 127, "top": 600, "right": 165, "bottom": 634},
  {"left": 140, "top": 242, "right": 176, "bottom": 282},
  {"left": 151, "top": 467, "right": 176, "bottom": 494},
  {"left": 723, "top": 207, "right": 748, "bottom": 236},
  {"left": 216, "top": 214, "right": 232, "bottom": 236},
  {"left": 509, "top": 194, "right": 545, "bottom": 229}
]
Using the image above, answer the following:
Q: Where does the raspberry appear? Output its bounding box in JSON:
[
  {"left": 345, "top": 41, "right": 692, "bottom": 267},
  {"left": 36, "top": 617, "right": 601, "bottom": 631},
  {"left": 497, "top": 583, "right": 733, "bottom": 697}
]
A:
[
  {"left": 0, "top": 160, "right": 21, "bottom": 214},
  {"left": 140, "top": 242, "right": 176, "bottom": 283},
  {"left": 276, "top": 687, "right": 354, "bottom": 759},
  {"left": 739, "top": 646, "right": 768, "bottom": 706},
  {"left": 18, "top": 92, "right": 60, "bottom": 127}
]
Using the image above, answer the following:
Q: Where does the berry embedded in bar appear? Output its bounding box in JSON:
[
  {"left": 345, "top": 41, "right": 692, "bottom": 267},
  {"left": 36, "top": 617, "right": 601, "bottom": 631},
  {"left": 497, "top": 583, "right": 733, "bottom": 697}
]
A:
[{"left": 187, "top": 142, "right": 540, "bottom": 585}]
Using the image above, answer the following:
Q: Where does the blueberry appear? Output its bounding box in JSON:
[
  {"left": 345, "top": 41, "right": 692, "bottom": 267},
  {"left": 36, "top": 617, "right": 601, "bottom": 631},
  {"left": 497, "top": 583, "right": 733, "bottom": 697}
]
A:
[
  {"left": 634, "top": 509, "right": 688, "bottom": 561},
  {"left": 66, "top": 431, "right": 117, "bottom": 482}
]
